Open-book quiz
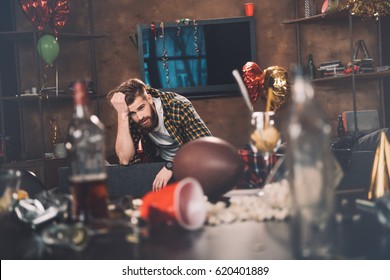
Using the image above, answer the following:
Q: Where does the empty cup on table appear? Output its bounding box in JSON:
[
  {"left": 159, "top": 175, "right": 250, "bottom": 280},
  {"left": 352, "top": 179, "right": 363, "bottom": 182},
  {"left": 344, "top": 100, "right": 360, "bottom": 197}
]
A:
[{"left": 140, "top": 177, "right": 206, "bottom": 230}]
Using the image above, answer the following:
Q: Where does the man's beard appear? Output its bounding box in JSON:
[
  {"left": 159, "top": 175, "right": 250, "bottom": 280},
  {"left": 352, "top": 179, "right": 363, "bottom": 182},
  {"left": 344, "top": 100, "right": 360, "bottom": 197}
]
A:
[{"left": 136, "top": 104, "right": 159, "bottom": 133}]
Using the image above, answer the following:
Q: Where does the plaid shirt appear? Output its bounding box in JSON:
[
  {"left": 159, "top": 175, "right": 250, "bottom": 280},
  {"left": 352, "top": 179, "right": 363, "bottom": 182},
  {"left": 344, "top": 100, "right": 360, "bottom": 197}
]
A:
[{"left": 129, "top": 88, "right": 212, "bottom": 163}]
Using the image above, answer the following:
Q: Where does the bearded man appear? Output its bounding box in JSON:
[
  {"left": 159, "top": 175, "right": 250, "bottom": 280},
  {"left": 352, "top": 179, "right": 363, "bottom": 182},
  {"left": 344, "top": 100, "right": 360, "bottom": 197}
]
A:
[{"left": 107, "top": 78, "right": 212, "bottom": 191}]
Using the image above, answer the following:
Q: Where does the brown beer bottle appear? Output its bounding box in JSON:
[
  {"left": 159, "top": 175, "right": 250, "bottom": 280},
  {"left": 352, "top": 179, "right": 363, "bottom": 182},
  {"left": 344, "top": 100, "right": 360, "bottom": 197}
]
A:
[
  {"left": 337, "top": 114, "right": 346, "bottom": 137},
  {"left": 66, "top": 81, "right": 109, "bottom": 223}
]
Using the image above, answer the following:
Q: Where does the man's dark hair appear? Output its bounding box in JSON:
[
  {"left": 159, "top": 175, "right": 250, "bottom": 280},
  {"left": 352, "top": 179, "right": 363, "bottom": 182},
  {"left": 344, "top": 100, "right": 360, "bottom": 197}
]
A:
[{"left": 107, "top": 78, "right": 148, "bottom": 105}]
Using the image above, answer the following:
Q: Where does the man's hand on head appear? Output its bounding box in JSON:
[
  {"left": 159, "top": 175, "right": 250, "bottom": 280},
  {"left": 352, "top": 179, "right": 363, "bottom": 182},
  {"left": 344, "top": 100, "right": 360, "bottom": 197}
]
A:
[{"left": 110, "top": 92, "right": 129, "bottom": 118}]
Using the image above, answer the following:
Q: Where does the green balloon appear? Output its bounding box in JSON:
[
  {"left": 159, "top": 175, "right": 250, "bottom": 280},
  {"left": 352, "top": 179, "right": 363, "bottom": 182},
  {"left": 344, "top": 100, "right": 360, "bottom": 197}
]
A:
[{"left": 37, "top": 35, "right": 60, "bottom": 65}]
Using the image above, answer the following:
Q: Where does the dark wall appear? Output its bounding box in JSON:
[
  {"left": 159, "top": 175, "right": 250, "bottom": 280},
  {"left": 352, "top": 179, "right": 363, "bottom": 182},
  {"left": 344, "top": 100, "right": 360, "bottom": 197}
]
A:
[
  {"left": 0, "top": 0, "right": 21, "bottom": 162},
  {"left": 381, "top": 16, "right": 390, "bottom": 127}
]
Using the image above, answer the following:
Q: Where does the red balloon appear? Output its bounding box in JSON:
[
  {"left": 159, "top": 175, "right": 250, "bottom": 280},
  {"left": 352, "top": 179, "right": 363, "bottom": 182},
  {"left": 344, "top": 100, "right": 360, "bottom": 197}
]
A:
[
  {"left": 50, "top": 0, "right": 70, "bottom": 36},
  {"left": 18, "top": 0, "right": 51, "bottom": 31},
  {"left": 242, "top": 62, "right": 263, "bottom": 105},
  {"left": 18, "top": 0, "right": 69, "bottom": 36}
]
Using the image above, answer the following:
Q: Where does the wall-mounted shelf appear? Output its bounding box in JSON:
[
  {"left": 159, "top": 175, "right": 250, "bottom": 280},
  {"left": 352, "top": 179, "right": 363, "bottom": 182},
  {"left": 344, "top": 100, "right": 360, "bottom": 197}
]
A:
[
  {"left": 1, "top": 94, "right": 104, "bottom": 102},
  {"left": 0, "top": 31, "right": 106, "bottom": 43},
  {"left": 0, "top": 0, "right": 104, "bottom": 168},
  {"left": 284, "top": 1, "right": 387, "bottom": 132},
  {"left": 283, "top": 8, "right": 349, "bottom": 24},
  {"left": 312, "top": 70, "right": 390, "bottom": 83}
]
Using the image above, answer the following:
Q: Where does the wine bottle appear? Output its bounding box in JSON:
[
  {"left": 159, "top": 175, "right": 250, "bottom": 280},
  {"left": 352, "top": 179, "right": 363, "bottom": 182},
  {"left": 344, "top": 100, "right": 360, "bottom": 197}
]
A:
[
  {"left": 66, "top": 81, "right": 109, "bottom": 223},
  {"left": 308, "top": 54, "right": 316, "bottom": 79},
  {"left": 337, "top": 114, "right": 346, "bottom": 137}
]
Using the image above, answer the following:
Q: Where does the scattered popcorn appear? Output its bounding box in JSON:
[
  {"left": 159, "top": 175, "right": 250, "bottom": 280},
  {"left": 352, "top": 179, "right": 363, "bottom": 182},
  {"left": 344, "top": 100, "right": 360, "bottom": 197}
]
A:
[{"left": 206, "top": 179, "right": 291, "bottom": 226}]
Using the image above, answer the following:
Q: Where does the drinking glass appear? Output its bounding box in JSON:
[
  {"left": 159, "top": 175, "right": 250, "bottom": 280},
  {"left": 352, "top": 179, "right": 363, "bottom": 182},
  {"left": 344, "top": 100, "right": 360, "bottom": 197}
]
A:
[{"left": 249, "top": 111, "right": 281, "bottom": 187}]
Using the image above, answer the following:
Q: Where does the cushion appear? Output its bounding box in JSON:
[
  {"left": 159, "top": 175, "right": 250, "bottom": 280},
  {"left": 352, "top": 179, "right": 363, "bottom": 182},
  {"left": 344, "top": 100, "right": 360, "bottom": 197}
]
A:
[
  {"left": 58, "top": 162, "right": 165, "bottom": 198},
  {"left": 352, "top": 128, "right": 390, "bottom": 152}
]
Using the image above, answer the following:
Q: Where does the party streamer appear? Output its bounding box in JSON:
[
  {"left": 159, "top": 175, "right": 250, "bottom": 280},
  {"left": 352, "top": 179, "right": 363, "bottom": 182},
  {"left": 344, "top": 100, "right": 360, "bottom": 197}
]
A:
[
  {"left": 160, "top": 22, "right": 170, "bottom": 85},
  {"left": 150, "top": 22, "right": 158, "bottom": 40},
  {"left": 193, "top": 20, "right": 199, "bottom": 56}
]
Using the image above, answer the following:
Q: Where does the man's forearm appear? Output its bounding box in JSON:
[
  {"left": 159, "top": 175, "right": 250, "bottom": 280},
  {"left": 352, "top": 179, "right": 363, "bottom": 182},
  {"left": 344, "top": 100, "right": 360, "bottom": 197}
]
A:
[{"left": 115, "top": 114, "right": 135, "bottom": 165}]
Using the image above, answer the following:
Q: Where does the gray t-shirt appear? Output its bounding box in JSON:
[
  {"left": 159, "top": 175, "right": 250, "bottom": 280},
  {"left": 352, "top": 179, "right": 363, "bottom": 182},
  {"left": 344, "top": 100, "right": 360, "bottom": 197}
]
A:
[{"left": 147, "top": 97, "right": 180, "bottom": 161}]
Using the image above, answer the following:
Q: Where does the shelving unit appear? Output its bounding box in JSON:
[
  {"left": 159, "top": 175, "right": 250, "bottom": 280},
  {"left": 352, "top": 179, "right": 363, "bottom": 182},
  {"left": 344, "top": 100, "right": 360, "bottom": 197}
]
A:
[
  {"left": 283, "top": 2, "right": 390, "bottom": 132},
  {"left": 312, "top": 70, "right": 390, "bottom": 83},
  {"left": 0, "top": 0, "right": 105, "bottom": 188}
]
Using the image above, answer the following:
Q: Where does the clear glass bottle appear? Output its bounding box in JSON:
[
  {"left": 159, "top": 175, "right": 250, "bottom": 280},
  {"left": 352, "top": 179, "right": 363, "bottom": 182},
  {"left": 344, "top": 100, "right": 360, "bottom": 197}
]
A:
[
  {"left": 285, "top": 69, "right": 341, "bottom": 259},
  {"left": 66, "top": 81, "right": 109, "bottom": 223}
]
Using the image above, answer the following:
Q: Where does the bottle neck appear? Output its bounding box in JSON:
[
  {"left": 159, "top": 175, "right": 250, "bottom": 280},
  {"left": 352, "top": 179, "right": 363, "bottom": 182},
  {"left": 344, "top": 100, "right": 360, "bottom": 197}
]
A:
[
  {"left": 73, "top": 82, "right": 89, "bottom": 118},
  {"left": 74, "top": 103, "right": 89, "bottom": 118},
  {"left": 338, "top": 115, "right": 343, "bottom": 125}
]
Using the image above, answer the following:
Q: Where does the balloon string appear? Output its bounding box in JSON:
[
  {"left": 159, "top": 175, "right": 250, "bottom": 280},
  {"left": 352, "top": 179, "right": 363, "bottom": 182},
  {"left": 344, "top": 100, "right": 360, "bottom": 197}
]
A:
[
  {"left": 264, "top": 88, "right": 274, "bottom": 129},
  {"left": 56, "top": 63, "right": 58, "bottom": 97},
  {"left": 266, "top": 87, "right": 273, "bottom": 113},
  {"left": 40, "top": 64, "right": 53, "bottom": 103},
  {"left": 49, "top": 119, "right": 57, "bottom": 147},
  {"left": 41, "top": 64, "right": 50, "bottom": 92}
]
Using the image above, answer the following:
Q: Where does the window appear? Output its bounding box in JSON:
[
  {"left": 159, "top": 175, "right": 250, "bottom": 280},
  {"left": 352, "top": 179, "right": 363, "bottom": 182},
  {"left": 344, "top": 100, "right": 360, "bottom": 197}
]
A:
[{"left": 136, "top": 17, "right": 257, "bottom": 98}]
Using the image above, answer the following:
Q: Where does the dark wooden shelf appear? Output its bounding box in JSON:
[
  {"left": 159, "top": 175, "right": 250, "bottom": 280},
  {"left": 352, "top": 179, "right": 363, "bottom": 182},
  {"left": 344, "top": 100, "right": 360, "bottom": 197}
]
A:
[
  {"left": 1, "top": 94, "right": 104, "bottom": 102},
  {"left": 0, "top": 1, "right": 103, "bottom": 164},
  {"left": 283, "top": 8, "right": 349, "bottom": 24},
  {"left": 2, "top": 94, "right": 70, "bottom": 101},
  {"left": 0, "top": 31, "right": 106, "bottom": 43},
  {"left": 312, "top": 70, "right": 390, "bottom": 83}
]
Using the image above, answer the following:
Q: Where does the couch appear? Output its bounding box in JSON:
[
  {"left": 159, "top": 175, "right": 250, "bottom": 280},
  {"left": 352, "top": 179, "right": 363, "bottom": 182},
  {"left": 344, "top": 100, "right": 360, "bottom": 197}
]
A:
[
  {"left": 58, "top": 162, "right": 165, "bottom": 198},
  {"left": 57, "top": 128, "right": 389, "bottom": 199},
  {"left": 336, "top": 128, "right": 390, "bottom": 191}
]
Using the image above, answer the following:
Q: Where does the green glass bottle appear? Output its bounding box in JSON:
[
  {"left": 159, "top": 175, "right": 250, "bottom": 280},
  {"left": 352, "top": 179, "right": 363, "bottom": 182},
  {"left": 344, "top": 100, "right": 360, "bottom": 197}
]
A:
[{"left": 308, "top": 54, "right": 316, "bottom": 79}]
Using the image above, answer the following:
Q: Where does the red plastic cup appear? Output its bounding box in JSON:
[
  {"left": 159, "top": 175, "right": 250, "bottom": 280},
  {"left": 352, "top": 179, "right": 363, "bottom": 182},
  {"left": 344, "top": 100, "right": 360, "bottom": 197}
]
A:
[
  {"left": 140, "top": 177, "right": 206, "bottom": 230},
  {"left": 245, "top": 3, "right": 254, "bottom": 17}
]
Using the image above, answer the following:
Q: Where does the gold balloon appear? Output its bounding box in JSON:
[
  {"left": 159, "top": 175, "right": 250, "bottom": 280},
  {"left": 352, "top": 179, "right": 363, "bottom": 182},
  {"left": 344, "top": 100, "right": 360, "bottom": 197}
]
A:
[{"left": 260, "top": 66, "right": 290, "bottom": 111}]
